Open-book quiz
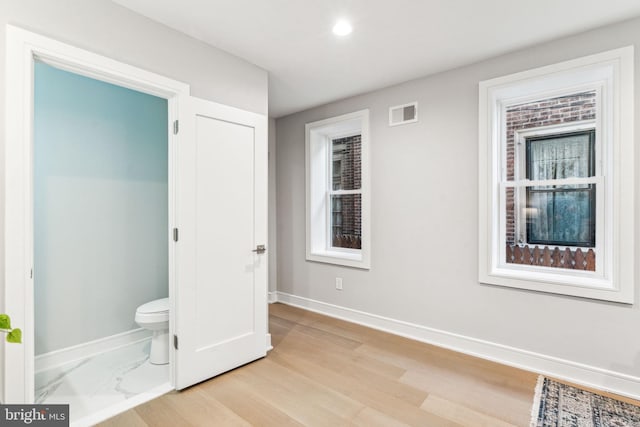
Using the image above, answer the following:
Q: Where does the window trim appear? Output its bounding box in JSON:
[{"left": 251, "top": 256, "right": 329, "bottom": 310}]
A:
[
  {"left": 306, "top": 110, "right": 370, "bottom": 269},
  {"left": 478, "top": 47, "right": 634, "bottom": 303}
]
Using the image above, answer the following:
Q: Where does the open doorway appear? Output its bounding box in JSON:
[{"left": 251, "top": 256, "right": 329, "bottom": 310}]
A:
[
  {"left": 4, "top": 26, "right": 188, "bottom": 420},
  {"left": 32, "top": 60, "right": 171, "bottom": 422}
]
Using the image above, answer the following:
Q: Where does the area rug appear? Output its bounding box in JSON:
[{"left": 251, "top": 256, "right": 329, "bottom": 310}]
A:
[{"left": 530, "top": 376, "right": 640, "bottom": 426}]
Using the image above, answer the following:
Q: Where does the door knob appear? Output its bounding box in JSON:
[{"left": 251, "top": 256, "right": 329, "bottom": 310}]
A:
[{"left": 252, "top": 244, "right": 266, "bottom": 254}]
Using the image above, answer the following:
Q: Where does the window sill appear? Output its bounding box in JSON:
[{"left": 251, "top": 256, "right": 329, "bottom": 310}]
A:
[
  {"left": 306, "top": 250, "right": 370, "bottom": 269},
  {"left": 480, "top": 265, "right": 632, "bottom": 303}
]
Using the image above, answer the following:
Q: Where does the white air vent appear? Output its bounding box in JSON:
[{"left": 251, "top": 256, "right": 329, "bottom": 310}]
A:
[{"left": 389, "top": 102, "right": 418, "bottom": 126}]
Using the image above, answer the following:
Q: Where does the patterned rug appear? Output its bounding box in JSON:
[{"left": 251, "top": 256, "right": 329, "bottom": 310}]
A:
[{"left": 530, "top": 377, "right": 640, "bottom": 427}]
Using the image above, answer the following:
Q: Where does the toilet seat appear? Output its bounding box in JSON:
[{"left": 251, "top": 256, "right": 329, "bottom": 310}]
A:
[
  {"left": 135, "top": 297, "right": 169, "bottom": 324},
  {"left": 137, "top": 297, "right": 169, "bottom": 314}
]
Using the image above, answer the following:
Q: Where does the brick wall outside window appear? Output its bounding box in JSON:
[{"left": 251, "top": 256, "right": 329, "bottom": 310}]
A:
[
  {"left": 332, "top": 135, "right": 362, "bottom": 249},
  {"left": 505, "top": 91, "right": 596, "bottom": 270}
]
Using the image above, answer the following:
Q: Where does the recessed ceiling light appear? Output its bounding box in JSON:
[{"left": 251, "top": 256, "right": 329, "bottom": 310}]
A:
[{"left": 332, "top": 20, "right": 352, "bottom": 36}]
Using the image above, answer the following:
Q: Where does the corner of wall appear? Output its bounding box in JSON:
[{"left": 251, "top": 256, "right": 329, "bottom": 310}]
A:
[{"left": 268, "top": 117, "right": 277, "bottom": 293}]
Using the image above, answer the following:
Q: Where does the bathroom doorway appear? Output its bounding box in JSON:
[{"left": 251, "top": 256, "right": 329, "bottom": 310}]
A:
[
  {"left": 32, "top": 60, "right": 172, "bottom": 422},
  {"left": 3, "top": 25, "right": 188, "bottom": 421},
  {"left": 4, "top": 27, "right": 269, "bottom": 424}
]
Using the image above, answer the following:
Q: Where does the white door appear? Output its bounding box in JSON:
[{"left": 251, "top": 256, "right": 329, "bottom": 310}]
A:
[{"left": 174, "top": 96, "right": 268, "bottom": 390}]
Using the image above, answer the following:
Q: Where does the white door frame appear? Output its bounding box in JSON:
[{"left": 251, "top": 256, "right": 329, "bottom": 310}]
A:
[{"left": 3, "top": 25, "right": 189, "bottom": 403}]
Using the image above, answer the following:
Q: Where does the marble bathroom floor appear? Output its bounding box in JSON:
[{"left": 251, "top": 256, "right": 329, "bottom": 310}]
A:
[{"left": 35, "top": 339, "right": 170, "bottom": 425}]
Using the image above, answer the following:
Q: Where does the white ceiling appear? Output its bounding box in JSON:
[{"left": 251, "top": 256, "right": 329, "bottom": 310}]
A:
[{"left": 112, "top": 0, "right": 640, "bottom": 117}]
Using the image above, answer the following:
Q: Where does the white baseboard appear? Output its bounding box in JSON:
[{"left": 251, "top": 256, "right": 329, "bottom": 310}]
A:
[
  {"left": 274, "top": 291, "right": 640, "bottom": 401},
  {"left": 268, "top": 291, "right": 278, "bottom": 303},
  {"left": 35, "top": 329, "right": 152, "bottom": 373}
]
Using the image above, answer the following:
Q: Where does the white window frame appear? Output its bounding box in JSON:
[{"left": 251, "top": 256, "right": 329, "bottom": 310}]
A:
[
  {"left": 306, "top": 110, "right": 370, "bottom": 269},
  {"left": 478, "top": 47, "right": 634, "bottom": 303}
]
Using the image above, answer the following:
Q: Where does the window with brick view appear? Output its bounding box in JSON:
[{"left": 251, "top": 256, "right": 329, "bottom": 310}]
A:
[
  {"left": 331, "top": 135, "right": 362, "bottom": 249},
  {"left": 478, "top": 47, "right": 634, "bottom": 303},
  {"left": 504, "top": 91, "right": 597, "bottom": 272},
  {"left": 305, "top": 109, "right": 370, "bottom": 269}
]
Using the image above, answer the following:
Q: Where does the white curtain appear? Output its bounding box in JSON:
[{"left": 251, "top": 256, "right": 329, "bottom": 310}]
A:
[{"left": 527, "top": 134, "right": 593, "bottom": 246}]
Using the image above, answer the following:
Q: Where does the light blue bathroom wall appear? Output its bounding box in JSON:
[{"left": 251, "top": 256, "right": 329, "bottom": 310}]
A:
[{"left": 34, "top": 62, "right": 168, "bottom": 355}]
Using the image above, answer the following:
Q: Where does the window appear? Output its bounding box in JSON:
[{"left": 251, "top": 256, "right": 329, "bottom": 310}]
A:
[
  {"left": 330, "top": 135, "right": 362, "bottom": 249},
  {"left": 479, "top": 47, "right": 634, "bottom": 303},
  {"left": 524, "top": 130, "right": 595, "bottom": 248},
  {"left": 306, "top": 110, "right": 370, "bottom": 268}
]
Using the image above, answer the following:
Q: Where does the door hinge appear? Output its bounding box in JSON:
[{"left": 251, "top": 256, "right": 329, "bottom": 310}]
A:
[
  {"left": 173, "top": 120, "right": 179, "bottom": 135},
  {"left": 174, "top": 334, "right": 178, "bottom": 350},
  {"left": 30, "top": 268, "right": 33, "bottom": 279},
  {"left": 173, "top": 228, "right": 179, "bottom": 242},
  {"left": 252, "top": 244, "right": 267, "bottom": 254}
]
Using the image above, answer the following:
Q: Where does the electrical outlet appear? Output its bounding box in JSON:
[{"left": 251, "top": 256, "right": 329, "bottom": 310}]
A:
[{"left": 335, "top": 277, "right": 343, "bottom": 290}]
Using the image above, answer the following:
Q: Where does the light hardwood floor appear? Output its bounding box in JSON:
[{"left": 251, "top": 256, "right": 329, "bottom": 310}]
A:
[{"left": 99, "top": 303, "right": 633, "bottom": 426}]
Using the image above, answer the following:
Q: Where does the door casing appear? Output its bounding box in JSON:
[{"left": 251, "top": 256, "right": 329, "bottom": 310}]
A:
[{"left": 4, "top": 25, "right": 189, "bottom": 403}]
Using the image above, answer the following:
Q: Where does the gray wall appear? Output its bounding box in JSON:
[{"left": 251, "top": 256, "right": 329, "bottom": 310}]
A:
[
  {"left": 0, "top": 0, "right": 267, "bottom": 400},
  {"left": 276, "top": 17, "right": 640, "bottom": 380},
  {"left": 268, "top": 118, "right": 277, "bottom": 295}
]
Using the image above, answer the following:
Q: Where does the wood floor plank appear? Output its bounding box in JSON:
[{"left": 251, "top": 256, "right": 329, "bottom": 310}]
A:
[
  {"left": 290, "top": 322, "right": 363, "bottom": 350},
  {"left": 351, "top": 407, "right": 412, "bottom": 427},
  {"left": 401, "top": 364, "right": 534, "bottom": 425},
  {"left": 198, "top": 371, "right": 306, "bottom": 426},
  {"left": 357, "top": 340, "right": 535, "bottom": 395},
  {"left": 160, "top": 388, "right": 252, "bottom": 426},
  {"left": 355, "top": 340, "right": 536, "bottom": 425},
  {"left": 275, "top": 327, "right": 407, "bottom": 381},
  {"left": 99, "top": 303, "right": 567, "bottom": 426},
  {"left": 267, "top": 350, "right": 459, "bottom": 426},
  {"left": 226, "top": 358, "right": 364, "bottom": 426},
  {"left": 128, "top": 393, "right": 193, "bottom": 427},
  {"left": 99, "top": 408, "right": 148, "bottom": 427},
  {"left": 421, "top": 394, "right": 520, "bottom": 427},
  {"left": 272, "top": 327, "right": 408, "bottom": 383}
]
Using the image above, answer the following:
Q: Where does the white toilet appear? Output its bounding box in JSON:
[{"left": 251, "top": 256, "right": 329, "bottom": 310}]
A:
[{"left": 135, "top": 297, "right": 169, "bottom": 365}]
